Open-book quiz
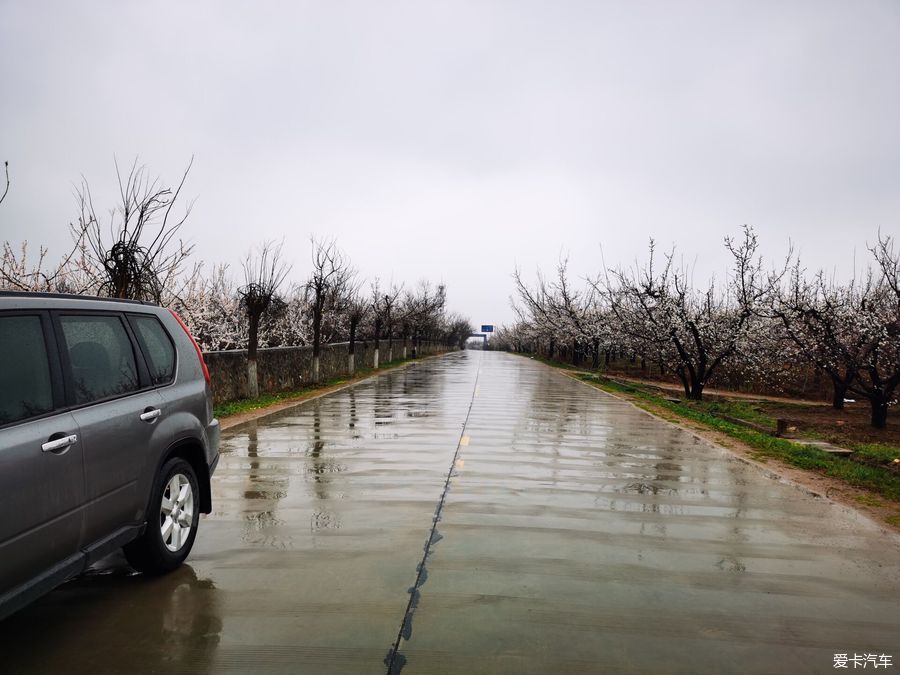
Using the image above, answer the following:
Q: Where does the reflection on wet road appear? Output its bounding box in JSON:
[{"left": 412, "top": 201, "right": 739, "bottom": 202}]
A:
[{"left": 3, "top": 351, "right": 898, "bottom": 673}]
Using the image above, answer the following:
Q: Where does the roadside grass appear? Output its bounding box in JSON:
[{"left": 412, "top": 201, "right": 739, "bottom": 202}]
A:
[
  {"left": 699, "top": 399, "right": 776, "bottom": 427},
  {"left": 213, "top": 354, "right": 427, "bottom": 419},
  {"left": 850, "top": 443, "right": 900, "bottom": 464}
]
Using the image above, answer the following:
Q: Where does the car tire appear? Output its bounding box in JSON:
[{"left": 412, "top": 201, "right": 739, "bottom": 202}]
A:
[{"left": 124, "top": 457, "right": 200, "bottom": 575}]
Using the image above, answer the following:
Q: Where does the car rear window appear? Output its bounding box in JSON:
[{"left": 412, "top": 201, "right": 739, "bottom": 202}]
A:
[
  {"left": 0, "top": 315, "right": 54, "bottom": 425},
  {"left": 59, "top": 314, "right": 139, "bottom": 405},
  {"left": 129, "top": 315, "right": 176, "bottom": 385}
]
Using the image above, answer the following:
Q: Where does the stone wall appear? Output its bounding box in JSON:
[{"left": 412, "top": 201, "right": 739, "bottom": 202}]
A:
[{"left": 203, "top": 339, "right": 450, "bottom": 404}]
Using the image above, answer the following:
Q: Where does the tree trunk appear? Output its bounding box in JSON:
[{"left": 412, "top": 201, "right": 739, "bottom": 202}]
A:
[
  {"left": 870, "top": 396, "right": 889, "bottom": 429},
  {"left": 349, "top": 320, "right": 357, "bottom": 356},
  {"left": 348, "top": 320, "right": 358, "bottom": 375},
  {"left": 311, "top": 301, "right": 323, "bottom": 384},
  {"left": 312, "top": 305, "right": 322, "bottom": 359},
  {"left": 247, "top": 312, "right": 260, "bottom": 398},
  {"left": 676, "top": 368, "right": 690, "bottom": 398},
  {"left": 831, "top": 382, "right": 846, "bottom": 410},
  {"left": 688, "top": 381, "right": 704, "bottom": 401},
  {"left": 592, "top": 339, "right": 600, "bottom": 369},
  {"left": 247, "top": 360, "right": 259, "bottom": 399},
  {"left": 374, "top": 344, "right": 380, "bottom": 369}
]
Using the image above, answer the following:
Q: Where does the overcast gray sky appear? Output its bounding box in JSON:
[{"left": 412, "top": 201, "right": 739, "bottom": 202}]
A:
[{"left": 1, "top": 1, "right": 898, "bottom": 326}]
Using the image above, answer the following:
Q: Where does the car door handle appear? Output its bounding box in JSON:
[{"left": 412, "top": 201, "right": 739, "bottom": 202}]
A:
[
  {"left": 42, "top": 434, "right": 78, "bottom": 453},
  {"left": 140, "top": 408, "right": 162, "bottom": 422}
]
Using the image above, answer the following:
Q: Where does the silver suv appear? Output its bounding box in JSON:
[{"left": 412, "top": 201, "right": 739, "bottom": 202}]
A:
[{"left": 0, "top": 292, "right": 220, "bottom": 620}]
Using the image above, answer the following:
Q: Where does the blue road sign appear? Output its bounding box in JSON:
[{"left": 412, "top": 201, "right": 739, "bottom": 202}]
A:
[{"left": 481, "top": 325, "right": 494, "bottom": 333}]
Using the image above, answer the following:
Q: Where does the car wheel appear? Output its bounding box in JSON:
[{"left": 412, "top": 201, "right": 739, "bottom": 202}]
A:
[{"left": 124, "top": 457, "right": 200, "bottom": 575}]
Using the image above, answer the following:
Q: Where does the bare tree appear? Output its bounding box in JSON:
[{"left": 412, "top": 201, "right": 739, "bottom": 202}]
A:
[
  {"left": 401, "top": 281, "right": 446, "bottom": 357},
  {"left": 531, "top": 256, "right": 612, "bottom": 368},
  {"left": 239, "top": 241, "right": 291, "bottom": 398},
  {"left": 306, "top": 238, "right": 352, "bottom": 382},
  {"left": 861, "top": 234, "right": 900, "bottom": 427},
  {"left": 774, "top": 266, "right": 861, "bottom": 409},
  {"left": 512, "top": 266, "right": 565, "bottom": 360},
  {"left": 441, "top": 313, "right": 475, "bottom": 349},
  {"left": 772, "top": 234, "right": 900, "bottom": 425},
  {"left": 605, "top": 226, "right": 780, "bottom": 400},
  {"left": 73, "top": 157, "right": 195, "bottom": 302},
  {"left": 344, "top": 280, "right": 369, "bottom": 375},
  {"left": 370, "top": 278, "right": 403, "bottom": 366}
]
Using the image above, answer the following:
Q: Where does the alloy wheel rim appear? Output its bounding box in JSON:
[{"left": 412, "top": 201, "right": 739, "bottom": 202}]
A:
[{"left": 160, "top": 473, "right": 194, "bottom": 552}]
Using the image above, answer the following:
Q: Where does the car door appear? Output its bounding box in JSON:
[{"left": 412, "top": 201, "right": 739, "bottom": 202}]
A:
[
  {"left": 54, "top": 311, "right": 169, "bottom": 547},
  {"left": 0, "top": 312, "right": 86, "bottom": 595}
]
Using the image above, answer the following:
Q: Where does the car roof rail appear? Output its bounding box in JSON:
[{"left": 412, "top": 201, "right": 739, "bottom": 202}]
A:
[{"left": 0, "top": 290, "right": 157, "bottom": 306}]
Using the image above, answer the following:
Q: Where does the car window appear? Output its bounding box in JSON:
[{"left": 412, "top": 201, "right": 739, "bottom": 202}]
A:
[
  {"left": 59, "top": 314, "right": 139, "bottom": 404},
  {"left": 0, "top": 316, "right": 55, "bottom": 425},
  {"left": 130, "top": 315, "right": 176, "bottom": 385}
]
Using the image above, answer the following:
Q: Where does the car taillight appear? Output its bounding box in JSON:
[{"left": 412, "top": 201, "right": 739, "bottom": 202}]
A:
[{"left": 169, "top": 309, "right": 211, "bottom": 385}]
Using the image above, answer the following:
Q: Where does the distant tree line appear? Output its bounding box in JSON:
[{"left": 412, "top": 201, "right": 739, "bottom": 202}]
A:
[
  {"left": 0, "top": 159, "right": 474, "bottom": 396},
  {"left": 500, "top": 226, "right": 900, "bottom": 429}
]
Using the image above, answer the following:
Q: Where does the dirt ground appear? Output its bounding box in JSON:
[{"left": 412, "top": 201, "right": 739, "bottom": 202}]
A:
[{"left": 758, "top": 399, "right": 900, "bottom": 448}]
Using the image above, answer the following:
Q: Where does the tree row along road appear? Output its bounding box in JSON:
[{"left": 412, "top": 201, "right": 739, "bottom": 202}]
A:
[
  {"left": 506, "top": 228, "right": 900, "bottom": 429},
  {"left": 4, "top": 351, "right": 898, "bottom": 674}
]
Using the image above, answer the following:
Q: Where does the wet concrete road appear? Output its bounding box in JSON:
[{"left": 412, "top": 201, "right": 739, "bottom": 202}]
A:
[{"left": 3, "top": 351, "right": 899, "bottom": 674}]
